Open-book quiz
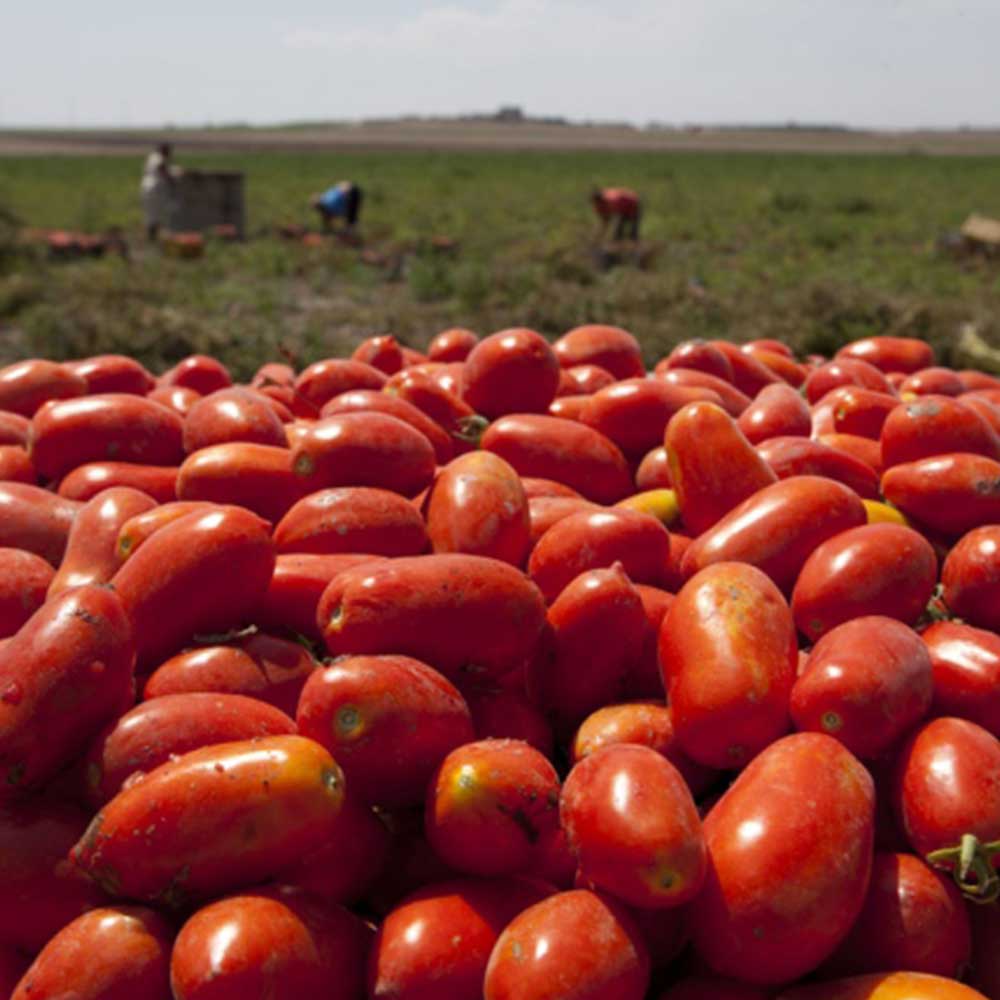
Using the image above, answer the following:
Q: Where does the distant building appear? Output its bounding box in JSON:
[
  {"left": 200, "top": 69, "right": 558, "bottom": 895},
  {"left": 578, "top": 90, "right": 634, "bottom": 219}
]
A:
[{"left": 494, "top": 106, "right": 525, "bottom": 123}]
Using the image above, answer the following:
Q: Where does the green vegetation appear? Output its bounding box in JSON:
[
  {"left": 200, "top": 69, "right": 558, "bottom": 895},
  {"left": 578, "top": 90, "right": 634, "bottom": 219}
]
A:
[{"left": 1, "top": 149, "right": 998, "bottom": 377}]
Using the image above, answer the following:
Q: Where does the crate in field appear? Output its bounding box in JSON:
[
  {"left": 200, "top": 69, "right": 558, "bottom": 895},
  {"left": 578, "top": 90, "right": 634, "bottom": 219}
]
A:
[{"left": 167, "top": 170, "right": 245, "bottom": 240}]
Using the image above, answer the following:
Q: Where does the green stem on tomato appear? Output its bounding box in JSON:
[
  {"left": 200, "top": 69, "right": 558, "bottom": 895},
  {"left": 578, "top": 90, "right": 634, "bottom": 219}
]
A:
[{"left": 927, "top": 833, "right": 1000, "bottom": 905}]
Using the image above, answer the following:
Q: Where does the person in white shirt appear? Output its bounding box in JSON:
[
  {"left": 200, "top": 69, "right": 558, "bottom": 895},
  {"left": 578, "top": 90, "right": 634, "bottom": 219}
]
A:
[{"left": 140, "top": 143, "right": 176, "bottom": 242}]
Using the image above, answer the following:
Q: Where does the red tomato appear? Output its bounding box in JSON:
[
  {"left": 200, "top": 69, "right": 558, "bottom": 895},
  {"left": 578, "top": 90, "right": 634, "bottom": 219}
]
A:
[
  {"left": 385, "top": 368, "right": 486, "bottom": 453},
  {"left": 744, "top": 346, "right": 807, "bottom": 387},
  {"left": 791, "top": 523, "right": 937, "bottom": 640},
  {"left": 791, "top": 617, "right": 933, "bottom": 758},
  {"left": 712, "top": 341, "right": 780, "bottom": 396},
  {"left": 0, "top": 359, "right": 85, "bottom": 416},
  {"left": 115, "top": 500, "right": 218, "bottom": 560},
  {"left": 818, "top": 385, "right": 899, "bottom": 440},
  {"left": 822, "top": 852, "right": 970, "bottom": 979},
  {"left": 561, "top": 744, "right": 706, "bottom": 908},
  {"left": 0, "top": 482, "right": 79, "bottom": 565},
  {"left": 48, "top": 486, "right": 158, "bottom": 598},
  {"left": 528, "top": 563, "right": 646, "bottom": 730},
  {"left": 737, "top": 382, "right": 811, "bottom": 443},
  {"left": 461, "top": 327, "right": 560, "bottom": 418},
  {"left": 293, "top": 358, "right": 387, "bottom": 416},
  {"left": 818, "top": 432, "right": 884, "bottom": 474},
  {"left": 0, "top": 445, "right": 35, "bottom": 483},
  {"left": 553, "top": 324, "right": 645, "bottom": 379},
  {"left": 836, "top": 335, "right": 935, "bottom": 374},
  {"left": 317, "top": 554, "right": 547, "bottom": 684},
  {"left": 681, "top": 475, "right": 866, "bottom": 594},
  {"left": 424, "top": 451, "right": 529, "bottom": 566},
  {"left": 147, "top": 384, "right": 201, "bottom": 417},
  {"left": 756, "top": 436, "right": 880, "bottom": 499},
  {"left": 656, "top": 367, "right": 752, "bottom": 416},
  {"left": 181, "top": 386, "right": 287, "bottom": 452},
  {"left": 662, "top": 339, "right": 734, "bottom": 382},
  {"left": 690, "top": 733, "right": 875, "bottom": 985},
  {"left": 923, "top": 620, "right": 1000, "bottom": 737},
  {"left": 84, "top": 692, "right": 296, "bottom": 806},
  {"left": 804, "top": 359, "right": 894, "bottom": 404},
  {"left": 526, "top": 496, "right": 601, "bottom": 549},
  {"left": 466, "top": 688, "right": 554, "bottom": 759},
  {"left": 623, "top": 582, "right": 674, "bottom": 699},
  {"left": 484, "top": 889, "right": 650, "bottom": 1000},
  {"left": 297, "top": 654, "right": 474, "bottom": 809},
  {"left": 549, "top": 394, "right": 588, "bottom": 420},
  {"left": 353, "top": 333, "right": 405, "bottom": 374},
  {"left": 428, "top": 327, "right": 479, "bottom": 362},
  {"left": 528, "top": 507, "right": 671, "bottom": 602},
  {"left": 0, "top": 548, "right": 53, "bottom": 638},
  {"left": 58, "top": 461, "right": 179, "bottom": 502},
  {"left": 557, "top": 363, "right": 616, "bottom": 396},
  {"left": 71, "top": 735, "right": 346, "bottom": 904},
  {"left": 880, "top": 395, "right": 1000, "bottom": 468},
  {"left": 274, "top": 486, "right": 428, "bottom": 557},
  {"left": 899, "top": 366, "right": 966, "bottom": 397},
  {"left": 12, "top": 906, "right": 173, "bottom": 1000},
  {"left": 659, "top": 562, "right": 796, "bottom": 769},
  {"left": 481, "top": 413, "right": 632, "bottom": 504},
  {"left": 635, "top": 445, "right": 672, "bottom": 490},
  {"left": 425, "top": 739, "right": 560, "bottom": 876},
  {"left": 370, "top": 877, "right": 549, "bottom": 1000},
  {"left": 666, "top": 401, "right": 777, "bottom": 536},
  {"left": 0, "top": 411, "right": 29, "bottom": 446},
  {"left": 942, "top": 525, "right": 1000, "bottom": 631},
  {"left": 160, "top": 354, "right": 232, "bottom": 395},
  {"left": 67, "top": 354, "right": 155, "bottom": 394}
]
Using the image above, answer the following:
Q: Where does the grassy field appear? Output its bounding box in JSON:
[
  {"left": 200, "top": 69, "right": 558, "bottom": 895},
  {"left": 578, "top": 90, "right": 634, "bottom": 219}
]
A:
[{"left": 1, "top": 148, "right": 999, "bottom": 379}]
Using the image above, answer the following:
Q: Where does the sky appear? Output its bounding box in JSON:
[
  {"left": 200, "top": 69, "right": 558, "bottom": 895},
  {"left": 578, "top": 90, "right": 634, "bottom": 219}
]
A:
[{"left": 2, "top": 0, "right": 998, "bottom": 130}]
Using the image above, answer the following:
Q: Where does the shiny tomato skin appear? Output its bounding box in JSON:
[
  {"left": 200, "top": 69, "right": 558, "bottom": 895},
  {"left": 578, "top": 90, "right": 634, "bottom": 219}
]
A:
[
  {"left": 12, "top": 905, "right": 173, "bottom": 1000},
  {"left": 353, "top": 333, "right": 405, "bottom": 374},
  {"left": 899, "top": 366, "right": 966, "bottom": 397},
  {"left": 461, "top": 327, "right": 560, "bottom": 419},
  {"left": 0, "top": 482, "right": 79, "bottom": 565},
  {"left": 160, "top": 354, "right": 232, "bottom": 395},
  {"left": 115, "top": 500, "right": 218, "bottom": 560},
  {"left": 297, "top": 654, "right": 473, "bottom": 809},
  {"left": 369, "top": 877, "right": 549, "bottom": 1000},
  {"left": 775, "top": 972, "right": 988, "bottom": 1000},
  {"left": 0, "top": 411, "right": 29, "bottom": 446},
  {"left": 690, "top": 733, "right": 875, "bottom": 985},
  {"left": 561, "top": 744, "right": 706, "bottom": 908},
  {"left": 757, "top": 436, "right": 880, "bottom": 499},
  {"left": 571, "top": 701, "right": 718, "bottom": 798},
  {"left": 293, "top": 359, "right": 387, "bottom": 416},
  {"left": 822, "top": 852, "right": 970, "bottom": 979},
  {"left": 792, "top": 523, "right": 938, "bottom": 640},
  {"left": 112, "top": 505, "right": 275, "bottom": 670},
  {"left": 318, "top": 554, "right": 546, "bottom": 684},
  {"left": 681, "top": 475, "right": 866, "bottom": 595},
  {"left": 666, "top": 401, "right": 777, "bottom": 536},
  {"left": 143, "top": 632, "right": 319, "bottom": 716},
  {"left": 819, "top": 431, "right": 884, "bottom": 473},
  {"left": 48, "top": 485, "right": 158, "bottom": 598},
  {"left": 893, "top": 716, "right": 1000, "bottom": 859},
  {"left": 252, "top": 553, "right": 386, "bottom": 642},
  {"left": 425, "top": 451, "right": 529, "bottom": 566},
  {"left": 882, "top": 453, "right": 1000, "bottom": 536},
  {"left": 0, "top": 444, "right": 35, "bottom": 483},
  {"left": 529, "top": 507, "right": 671, "bottom": 602},
  {"left": 959, "top": 392, "right": 1000, "bottom": 436},
  {"left": 66, "top": 353, "right": 155, "bottom": 395},
  {"left": 549, "top": 392, "right": 588, "bottom": 421},
  {"left": 711, "top": 341, "right": 780, "bottom": 397},
  {"left": 482, "top": 413, "right": 632, "bottom": 504},
  {"left": 181, "top": 386, "right": 287, "bottom": 453},
  {"left": 275, "top": 486, "right": 428, "bottom": 557},
  {"left": 557, "top": 363, "right": 616, "bottom": 396},
  {"left": 791, "top": 617, "right": 933, "bottom": 758},
  {"left": 72, "top": 735, "right": 346, "bottom": 904},
  {"left": 836, "top": 335, "right": 935, "bottom": 374},
  {"left": 0, "top": 359, "right": 85, "bottom": 416},
  {"left": 176, "top": 442, "right": 308, "bottom": 522},
  {"left": 747, "top": 348, "right": 809, "bottom": 388},
  {"left": 635, "top": 445, "right": 672, "bottom": 490},
  {"left": 0, "top": 584, "right": 135, "bottom": 798},
  {"left": 553, "top": 324, "right": 645, "bottom": 379},
  {"left": 661, "top": 339, "right": 735, "bottom": 382},
  {"left": 527, "top": 496, "right": 600, "bottom": 549},
  {"left": 0, "top": 796, "right": 108, "bottom": 953},
  {"left": 320, "top": 387, "right": 454, "bottom": 463},
  {"left": 30, "top": 393, "right": 184, "bottom": 480},
  {"left": 425, "top": 739, "right": 560, "bottom": 876},
  {"left": 923, "top": 620, "right": 1000, "bottom": 737},
  {"left": 880, "top": 395, "right": 1000, "bottom": 468},
  {"left": 737, "top": 382, "right": 811, "bottom": 444},
  {"left": 0, "top": 547, "right": 53, "bottom": 638},
  {"left": 291, "top": 411, "right": 436, "bottom": 497},
  {"left": 581, "top": 379, "right": 720, "bottom": 460},
  {"left": 818, "top": 385, "right": 899, "bottom": 440},
  {"left": 148, "top": 384, "right": 201, "bottom": 417},
  {"left": 384, "top": 368, "right": 483, "bottom": 450},
  {"left": 84, "top": 692, "right": 296, "bottom": 806},
  {"left": 656, "top": 367, "right": 752, "bottom": 417},
  {"left": 942, "top": 525, "right": 1000, "bottom": 630},
  {"left": 428, "top": 327, "right": 479, "bottom": 362},
  {"left": 804, "top": 358, "right": 894, "bottom": 404},
  {"left": 58, "top": 461, "right": 179, "bottom": 502},
  {"left": 170, "top": 886, "right": 370, "bottom": 1000},
  {"left": 484, "top": 888, "right": 650, "bottom": 1000},
  {"left": 528, "top": 564, "right": 646, "bottom": 731},
  {"left": 659, "top": 562, "right": 796, "bottom": 769}
]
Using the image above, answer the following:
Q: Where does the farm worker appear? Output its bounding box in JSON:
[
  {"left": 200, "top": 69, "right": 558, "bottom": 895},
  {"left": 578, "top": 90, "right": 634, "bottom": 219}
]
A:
[
  {"left": 591, "top": 187, "right": 642, "bottom": 241},
  {"left": 311, "top": 181, "right": 364, "bottom": 232},
  {"left": 140, "top": 143, "right": 177, "bottom": 243}
]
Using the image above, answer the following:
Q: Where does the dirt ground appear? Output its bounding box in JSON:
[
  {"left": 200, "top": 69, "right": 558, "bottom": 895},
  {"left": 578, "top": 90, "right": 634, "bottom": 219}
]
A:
[{"left": 3, "top": 121, "right": 1000, "bottom": 157}]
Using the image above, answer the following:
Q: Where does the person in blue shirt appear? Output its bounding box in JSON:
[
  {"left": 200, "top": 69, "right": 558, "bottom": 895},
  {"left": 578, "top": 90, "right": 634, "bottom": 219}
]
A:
[{"left": 311, "top": 181, "right": 363, "bottom": 232}]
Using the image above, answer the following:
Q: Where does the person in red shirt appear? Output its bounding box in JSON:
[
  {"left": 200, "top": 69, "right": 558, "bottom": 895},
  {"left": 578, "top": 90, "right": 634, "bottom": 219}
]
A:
[{"left": 591, "top": 187, "right": 642, "bottom": 241}]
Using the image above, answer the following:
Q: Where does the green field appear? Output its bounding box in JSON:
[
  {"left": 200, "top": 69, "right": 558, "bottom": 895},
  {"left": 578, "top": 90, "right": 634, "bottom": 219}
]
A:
[{"left": 1, "top": 149, "right": 999, "bottom": 378}]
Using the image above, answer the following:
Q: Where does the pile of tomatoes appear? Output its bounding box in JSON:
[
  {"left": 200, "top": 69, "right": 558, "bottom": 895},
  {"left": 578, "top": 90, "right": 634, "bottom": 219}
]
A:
[{"left": 1, "top": 326, "right": 1000, "bottom": 999}]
